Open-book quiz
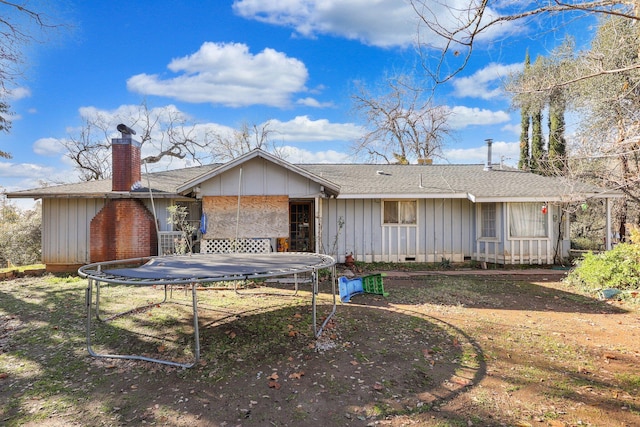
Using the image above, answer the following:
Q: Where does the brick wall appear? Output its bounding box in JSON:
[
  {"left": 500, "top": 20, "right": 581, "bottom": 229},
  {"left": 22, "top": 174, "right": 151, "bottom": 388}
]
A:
[
  {"left": 112, "top": 138, "right": 141, "bottom": 191},
  {"left": 90, "top": 199, "right": 158, "bottom": 262}
]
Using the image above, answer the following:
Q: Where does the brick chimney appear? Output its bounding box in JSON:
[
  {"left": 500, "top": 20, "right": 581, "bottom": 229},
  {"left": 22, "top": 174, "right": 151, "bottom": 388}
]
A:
[
  {"left": 112, "top": 124, "right": 141, "bottom": 191},
  {"left": 89, "top": 124, "right": 157, "bottom": 263}
]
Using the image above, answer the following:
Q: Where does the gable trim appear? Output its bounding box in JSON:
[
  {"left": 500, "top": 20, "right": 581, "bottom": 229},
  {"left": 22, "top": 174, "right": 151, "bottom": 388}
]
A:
[{"left": 176, "top": 149, "right": 341, "bottom": 196}]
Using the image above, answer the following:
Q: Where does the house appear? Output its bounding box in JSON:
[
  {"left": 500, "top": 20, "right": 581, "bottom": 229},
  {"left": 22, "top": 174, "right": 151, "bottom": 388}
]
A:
[{"left": 7, "top": 127, "right": 621, "bottom": 272}]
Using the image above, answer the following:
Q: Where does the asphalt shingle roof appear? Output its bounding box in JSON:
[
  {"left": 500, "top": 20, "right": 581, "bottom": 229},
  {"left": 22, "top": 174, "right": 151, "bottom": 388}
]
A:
[
  {"left": 6, "top": 164, "right": 221, "bottom": 199},
  {"left": 298, "top": 164, "right": 616, "bottom": 201},
  {"left": 7, "top": 160, "right": 617, "bottom": 202}
]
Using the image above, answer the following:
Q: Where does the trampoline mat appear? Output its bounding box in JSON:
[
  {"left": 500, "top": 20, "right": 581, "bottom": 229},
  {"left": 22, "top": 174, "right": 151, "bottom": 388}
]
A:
[{"left": 101, "top": 252, "right": 333, "bottom": 282}]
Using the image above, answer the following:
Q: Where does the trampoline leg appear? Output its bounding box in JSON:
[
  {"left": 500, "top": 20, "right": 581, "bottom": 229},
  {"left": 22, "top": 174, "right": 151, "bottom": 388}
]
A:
[
  {"left": 313, "top": 266, "right": 337, "bottom": 338},
  {"left": 191, "top": 282, "right": 201, "bottom": 365},
  {"left": 95, "top": 280, "right": 101, "bottom": 320},
  {"left": 86, "top": 279, "right": 96, "bottom": 356},
  {"left": 85, "top": 278, "right": 199, "bottom": 369}
]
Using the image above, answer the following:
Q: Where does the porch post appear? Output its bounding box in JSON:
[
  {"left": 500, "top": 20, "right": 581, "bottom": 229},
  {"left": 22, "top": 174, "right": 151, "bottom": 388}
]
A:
[
  {"left": 605, "top": 197, "right": 612, "bottom": 251},
  {"left": 315, "top": 196, "right": 321, "bottom": 254}
]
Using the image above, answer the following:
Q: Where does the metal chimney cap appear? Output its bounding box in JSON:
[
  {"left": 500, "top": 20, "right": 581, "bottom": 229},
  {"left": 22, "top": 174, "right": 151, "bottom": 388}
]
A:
[{"left": 117, "top": 123, "right": 136, "bottom": 136}]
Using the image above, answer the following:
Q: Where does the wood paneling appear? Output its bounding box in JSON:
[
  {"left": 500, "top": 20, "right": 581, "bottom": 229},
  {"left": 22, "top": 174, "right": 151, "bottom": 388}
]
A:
[{"left": 203, "top": 195, "right": 288, "bottom": 239}]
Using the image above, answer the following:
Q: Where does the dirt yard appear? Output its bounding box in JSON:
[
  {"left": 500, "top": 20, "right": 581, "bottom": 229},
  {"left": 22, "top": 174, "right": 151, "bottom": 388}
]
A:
[{"left": 1, "top": 268, "right": 639, "bottom": 426}]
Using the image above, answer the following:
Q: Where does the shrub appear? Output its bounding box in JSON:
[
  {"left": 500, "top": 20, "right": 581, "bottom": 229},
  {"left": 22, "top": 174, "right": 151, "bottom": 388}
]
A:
[
  {"left": 565, "top": 240, "right": 640, "bottom": 294},
  {"left": 0, "top": 201, "right": 42, "bottom": 266}
]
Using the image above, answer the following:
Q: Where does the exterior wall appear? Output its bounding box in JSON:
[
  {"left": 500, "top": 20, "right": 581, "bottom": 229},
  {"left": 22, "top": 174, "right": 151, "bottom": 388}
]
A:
[
  {"left": 42, "top": 198, "right": 105, "bottom": 269},
  {"left": 90, "top": 199, "right": 158, "bottom": 262},
  {"left": 318, "top": 197, "right": 475, "bottom": 263},
  {"left": 475, "top": 203, "right": 567, "bottom": 264},
  {"left": 200, "top": 157, "right": 322, "bottom": 198},
  {"left": 41, "top": 198, "right": 178, "bottom": 270},
  {"left": 198, "top": 157, "right": 324, "bottom": 252}
]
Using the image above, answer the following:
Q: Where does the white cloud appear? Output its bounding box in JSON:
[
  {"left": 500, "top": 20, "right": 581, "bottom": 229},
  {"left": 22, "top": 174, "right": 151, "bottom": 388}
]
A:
[
  {"left": 5, "top": 86, "right": 31, "bottom": 101},
  {"left": 233, "top": 0, "right": 519, "bottom": 49},
  {"left": 279, "top": 145, "right": 352, "bottom": 163},
  {"left": 443, "top": 140, "right": 519, "bottom": 166},
  {"left": 296, "top": 97, "right": 334, "bottom": 108},
  {"left": 33, "top": 137, "right": 66, "bottom": 156},
  {"left": 447, "top": 106, "right": 511, "bottom": 129},
  {"left": 501, "top": 123, "right": 521, "bottom": 135},
  {"left": 452, "top": 62, "right": 522, "bottom": 100},
  {"left": 0, "top": 161, "right": 53, "bottom": 179},
  {"left": 233, "top": 0, "right": 418, "bottom": 48},
  {"left": 266, "top": 116, "right": 363, "bottom": 143},
  {"left": 127, "top": 42, "right": 309, "bottom": 108}
]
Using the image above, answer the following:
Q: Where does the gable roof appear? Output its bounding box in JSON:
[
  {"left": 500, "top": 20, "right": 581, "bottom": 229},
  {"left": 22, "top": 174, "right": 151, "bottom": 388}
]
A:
[
  {"left": 175, "top": 149, "right": 341, "bottom": 196},
  {"left": 6, "top": 149, "right": 620, "bottom": 203}
]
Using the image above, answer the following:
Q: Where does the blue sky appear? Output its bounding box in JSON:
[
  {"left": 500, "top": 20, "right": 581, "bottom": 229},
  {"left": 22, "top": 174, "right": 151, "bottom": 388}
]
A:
[{"left": 1, "top": 0, "right": 582, "bottom": 199}]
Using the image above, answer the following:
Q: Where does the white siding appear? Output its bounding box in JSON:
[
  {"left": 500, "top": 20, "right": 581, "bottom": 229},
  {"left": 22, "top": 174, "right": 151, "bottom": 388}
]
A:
[
  {"left": 319, "top": 198, "right": 474, "bottom": 263},
  {"left": 200, "top": 158, "right": 323, "bottom": 198},
  {"left": 474, "top": 203, "right": 565, "bottom": 264},
  {"left": 42, "top": 198, "right": 182, "bottom": 266},
  {"left": 42, "top": 198, "right": 105, "bottom": 265}
]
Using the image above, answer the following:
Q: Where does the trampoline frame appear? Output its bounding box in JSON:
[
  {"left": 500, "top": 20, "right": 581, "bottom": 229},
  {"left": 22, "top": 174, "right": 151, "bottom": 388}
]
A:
[{"left": 79, "top": 252, "right": 336, "bottom": 368}]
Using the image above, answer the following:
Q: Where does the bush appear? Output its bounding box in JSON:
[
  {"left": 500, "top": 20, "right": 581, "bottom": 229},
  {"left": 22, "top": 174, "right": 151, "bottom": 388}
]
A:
[
  {"left": 565, "top": 241, "right": 640, "bottom": 294},
  {"left": 0, "top": 201, "right": 42, "bottom": 267}
]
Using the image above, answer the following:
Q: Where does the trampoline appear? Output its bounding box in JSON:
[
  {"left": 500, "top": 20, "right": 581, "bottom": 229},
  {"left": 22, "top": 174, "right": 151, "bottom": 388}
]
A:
[{"left": 79, "top": 252, "right": 336, "bottom": 368}]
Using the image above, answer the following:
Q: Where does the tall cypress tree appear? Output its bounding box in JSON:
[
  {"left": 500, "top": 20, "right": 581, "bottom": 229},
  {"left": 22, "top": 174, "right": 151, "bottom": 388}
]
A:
[
  {"left": 548, "top": 89, "right": 567, "bottom": 174},
  {"left": 518, "top": 52, "right": 531, "bottom": 170},
  {"left": 530, "top": 109, "right": 545, "bottom": 173}
]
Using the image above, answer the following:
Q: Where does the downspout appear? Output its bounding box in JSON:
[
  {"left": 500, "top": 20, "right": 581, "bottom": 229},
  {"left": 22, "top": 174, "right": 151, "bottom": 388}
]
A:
[{"left": 144, "top": 160, "right": 161, "bottom": 255}]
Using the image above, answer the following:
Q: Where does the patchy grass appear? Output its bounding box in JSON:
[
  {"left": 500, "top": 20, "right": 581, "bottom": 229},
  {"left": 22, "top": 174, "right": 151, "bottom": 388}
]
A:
[
  {"left": 0, "top": 263, "right": 46, "bottom": 273},
  {"left": 0, "top": 271, "right": 639, "bottom": 426}
]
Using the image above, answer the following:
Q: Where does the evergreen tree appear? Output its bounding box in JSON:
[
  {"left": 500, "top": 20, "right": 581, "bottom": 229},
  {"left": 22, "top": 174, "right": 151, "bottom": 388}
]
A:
[
  {"left": 518, "top": 52, "right": 531, "bottom": 170},
  {"left": 530, "top": 109, "right": 545, "bottom": 173},
  {"left": 548, "top": 91, "right": 567, "bottom": 174}
]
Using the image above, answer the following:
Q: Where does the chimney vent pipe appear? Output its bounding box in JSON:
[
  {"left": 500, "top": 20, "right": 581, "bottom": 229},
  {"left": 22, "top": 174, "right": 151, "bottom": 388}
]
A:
[{"left": 484, "top": 138, "right": 493, "bottom": 171}]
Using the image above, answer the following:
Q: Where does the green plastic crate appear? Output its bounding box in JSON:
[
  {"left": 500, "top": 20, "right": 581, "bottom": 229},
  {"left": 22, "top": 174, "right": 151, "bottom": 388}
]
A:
[{"left": 362, "top": 273, "right": 388, "bottom": 296}]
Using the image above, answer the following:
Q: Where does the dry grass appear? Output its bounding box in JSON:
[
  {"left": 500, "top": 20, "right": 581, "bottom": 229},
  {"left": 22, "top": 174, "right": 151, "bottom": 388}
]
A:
[{"left": 1, "top": 271, "right": 639, "bottom": 426}]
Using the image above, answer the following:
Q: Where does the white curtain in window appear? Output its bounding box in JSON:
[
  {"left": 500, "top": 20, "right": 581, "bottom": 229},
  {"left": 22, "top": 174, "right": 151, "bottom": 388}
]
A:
[
  {"left": 399, "top": 201, "right": 417, "bottom": 224},
  {"left": 509, "top": 203, "right": 547, "bottom": 237}
]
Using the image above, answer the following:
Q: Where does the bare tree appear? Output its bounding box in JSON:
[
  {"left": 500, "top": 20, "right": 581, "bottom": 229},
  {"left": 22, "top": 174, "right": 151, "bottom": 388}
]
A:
[
  {"left": 63, "top": 102, "right": 208, "bottom": 181},
  {"left": 1, "top": 1, "right": 60, "bottom": 150},
  {"left": 410, "top": 0, "right": 640, "bottom": 85},
  {"left": 351, "top": 74, "right": 451, "bottom": 164},
  {"left": 208, "top": 120, "right": 286, "bottom": 162}
]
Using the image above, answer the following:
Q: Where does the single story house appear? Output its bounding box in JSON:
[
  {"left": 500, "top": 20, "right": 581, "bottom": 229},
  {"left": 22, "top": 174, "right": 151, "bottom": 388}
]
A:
[{"left": 7, "top": 128, "right": 621, "bottom": 272}]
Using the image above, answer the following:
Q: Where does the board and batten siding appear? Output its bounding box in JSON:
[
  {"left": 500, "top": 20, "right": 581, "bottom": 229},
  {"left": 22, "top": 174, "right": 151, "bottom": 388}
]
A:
[
  {"left": 474, "top": 203, "right": 567, "bottom": 264},
  {"left": 199, "top": 157, "right": 323, "bottom": 198},
  {"left": 42, "top": 198, "right": 179, "bottom": 267},
  {"left": 319, "top": 197, "right": 475, "bottom": 263},
  {"left": 42, "top": 198, "right": 105, "bottom": 265}
]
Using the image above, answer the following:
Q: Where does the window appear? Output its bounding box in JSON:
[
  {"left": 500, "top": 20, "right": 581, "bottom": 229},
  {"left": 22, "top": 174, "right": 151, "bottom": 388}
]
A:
[
  {"left": 509, "top": 203, "right": 548, "bottom": 237},
  {"left": 481, "top": 203, "right": 497, "bottom": 238},
  {"left": 383, "top": 200, "right": 417, "bottom": 225}
]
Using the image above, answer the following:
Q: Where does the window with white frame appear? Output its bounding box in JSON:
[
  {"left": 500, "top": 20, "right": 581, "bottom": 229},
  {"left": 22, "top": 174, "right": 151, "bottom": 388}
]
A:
[
  {"left": 481, "top": 203, "right": 497, "bottom": 238},
  {"left": 509, "top": 202, "right": 548, "bottom": 237},
  {"left": 383, "top": 200, "right": 417, "bottom": 225}
]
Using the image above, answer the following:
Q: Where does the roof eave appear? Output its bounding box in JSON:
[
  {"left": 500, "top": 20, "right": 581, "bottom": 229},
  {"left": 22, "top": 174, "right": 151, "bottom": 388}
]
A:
[
  {"left": 336, "top": 192, "right": 468, "bottom": 199},
  {"left": 5, "top": 191, "right": 194, "bottom": 200}
]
